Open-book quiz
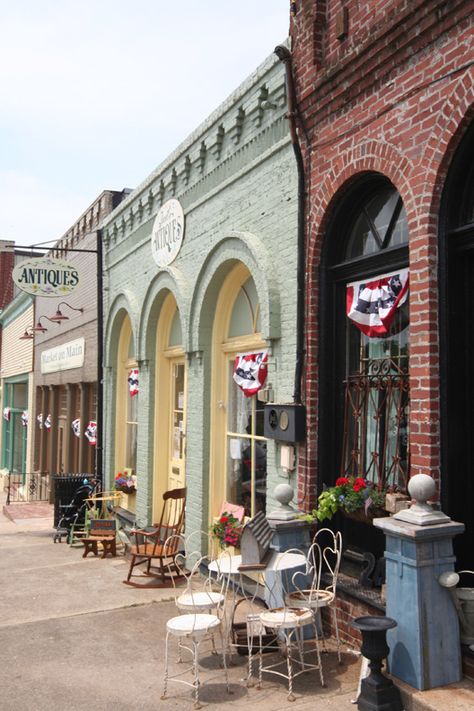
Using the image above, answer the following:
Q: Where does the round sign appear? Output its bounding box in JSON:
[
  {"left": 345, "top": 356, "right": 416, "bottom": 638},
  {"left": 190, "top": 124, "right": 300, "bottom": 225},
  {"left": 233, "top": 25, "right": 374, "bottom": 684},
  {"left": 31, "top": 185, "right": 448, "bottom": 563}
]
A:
[
  {"left": 151, "top": 199, "right": 185, "bottom": 267},
  {"left": 12, "top": 257, "right": 81, "bottom": 297}
]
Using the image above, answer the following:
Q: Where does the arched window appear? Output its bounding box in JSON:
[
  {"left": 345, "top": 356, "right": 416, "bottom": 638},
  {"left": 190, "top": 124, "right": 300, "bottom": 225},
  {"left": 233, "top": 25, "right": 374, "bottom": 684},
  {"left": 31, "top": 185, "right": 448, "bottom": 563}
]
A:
[
  {"left": 210, "top": 263, "right": 267, "bottom": 520},
  {"left": 321, "top": 177, "right": 409, "bottom": 495},
  {"left": 440, "top": 119, "right": 474, "bottom": 569},
  {"left": 115, "top": 315, "right": 137, "bottom": 511}
]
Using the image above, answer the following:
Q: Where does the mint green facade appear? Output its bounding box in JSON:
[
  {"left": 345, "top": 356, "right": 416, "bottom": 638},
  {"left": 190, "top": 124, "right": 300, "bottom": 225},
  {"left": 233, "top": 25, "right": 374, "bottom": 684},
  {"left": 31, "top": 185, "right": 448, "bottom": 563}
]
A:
[{"left": 102, "top": 51, "right": 299, "bottom": 533}]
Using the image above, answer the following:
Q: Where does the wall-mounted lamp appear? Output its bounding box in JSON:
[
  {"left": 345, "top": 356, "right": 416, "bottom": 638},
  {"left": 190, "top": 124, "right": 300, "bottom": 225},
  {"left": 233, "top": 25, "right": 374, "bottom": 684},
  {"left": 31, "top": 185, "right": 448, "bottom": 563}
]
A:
[
  {"left": 49, "top": 301, "right": 84, "bottom": 323},
  {"left": 30, "top": 315, "right": 61, "bottom": 334},
  {"left": 290, "top": 1, "right": 298, "bottom": 16},
  {"left": 19, "top": 328, "right": 35, "bottom": 340}
]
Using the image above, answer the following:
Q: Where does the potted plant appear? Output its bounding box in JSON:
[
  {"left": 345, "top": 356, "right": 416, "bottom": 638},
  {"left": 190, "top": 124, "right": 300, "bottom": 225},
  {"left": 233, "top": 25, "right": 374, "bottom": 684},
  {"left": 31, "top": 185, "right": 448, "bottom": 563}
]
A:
[
  {"left": 304, "top": 476, "right": 389, "bottom": 524},
  {"left": 210, "top": 511, "right": 242, "bottom": 550},
  {"left": 114, "top": 471, "right": 137, "bottom": 494}
]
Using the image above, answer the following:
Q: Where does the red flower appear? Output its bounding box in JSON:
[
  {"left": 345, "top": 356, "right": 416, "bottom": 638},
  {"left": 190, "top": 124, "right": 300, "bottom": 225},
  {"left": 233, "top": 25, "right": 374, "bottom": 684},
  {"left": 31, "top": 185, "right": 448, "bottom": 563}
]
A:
[
  {"left": 336, "top": 477, "right": 350, "bottom": 486},
  {"left": 219, "top": 516, "right": 229, "bottom": 524},
  {"left": 353, "top": 477, "right": 367, "bottom": 492}
]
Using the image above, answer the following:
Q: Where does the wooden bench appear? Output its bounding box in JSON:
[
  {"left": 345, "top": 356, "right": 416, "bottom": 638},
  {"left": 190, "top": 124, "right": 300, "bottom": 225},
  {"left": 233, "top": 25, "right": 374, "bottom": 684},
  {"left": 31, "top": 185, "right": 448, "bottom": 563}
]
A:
[{"left": 82, "top": 519, "right": 117, "bottom": 558}]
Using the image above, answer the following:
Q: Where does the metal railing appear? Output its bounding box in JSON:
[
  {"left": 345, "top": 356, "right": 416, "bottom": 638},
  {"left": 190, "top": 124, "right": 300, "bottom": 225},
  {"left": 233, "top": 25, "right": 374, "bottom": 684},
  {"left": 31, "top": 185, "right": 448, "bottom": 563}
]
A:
[{"left": 6, "top": 471, "right": 51, "bottom": 505}]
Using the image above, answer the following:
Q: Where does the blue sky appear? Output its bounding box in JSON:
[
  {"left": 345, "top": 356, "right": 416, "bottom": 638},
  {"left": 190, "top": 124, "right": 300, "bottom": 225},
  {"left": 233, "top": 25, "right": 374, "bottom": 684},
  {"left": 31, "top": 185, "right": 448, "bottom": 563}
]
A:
[{"left": 0, "top": 1, "right": 289, "bottom": 246}]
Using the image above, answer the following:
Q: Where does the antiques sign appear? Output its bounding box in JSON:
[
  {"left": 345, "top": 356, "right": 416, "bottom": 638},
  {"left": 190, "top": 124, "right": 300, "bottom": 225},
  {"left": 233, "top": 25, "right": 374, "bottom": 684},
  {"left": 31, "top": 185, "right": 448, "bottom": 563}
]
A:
[
  {"left": 40, "top": 338, "right": 85, "bottom": 374},
  {"left": 151, "top": 198, "right": 185, "bottom": 267},
  {"left": 12, "top": 257, "right": 81, "bottom": 296}
]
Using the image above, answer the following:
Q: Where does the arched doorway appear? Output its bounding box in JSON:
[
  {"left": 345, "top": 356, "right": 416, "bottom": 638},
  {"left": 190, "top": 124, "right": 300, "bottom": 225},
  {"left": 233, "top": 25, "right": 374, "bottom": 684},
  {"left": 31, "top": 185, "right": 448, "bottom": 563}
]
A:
[
  {"left": 320, "top": 175, "right": 409, "bottom": 559},
  {"left": 209, "top": 262, "right": 267, "bottom": 521},
  {"left": 440, "top": 119, "right": 474, "bottom": 569},
  {"left": 153, "top": 292, "right": 186, "bottom": 520}
]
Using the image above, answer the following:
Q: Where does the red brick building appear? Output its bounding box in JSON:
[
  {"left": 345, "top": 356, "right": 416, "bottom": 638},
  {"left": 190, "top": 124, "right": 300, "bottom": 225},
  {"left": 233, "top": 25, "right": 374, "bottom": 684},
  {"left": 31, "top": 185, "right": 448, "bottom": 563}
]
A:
[{"left": 286, "top": 1, "right": 474, "bottom": 638}]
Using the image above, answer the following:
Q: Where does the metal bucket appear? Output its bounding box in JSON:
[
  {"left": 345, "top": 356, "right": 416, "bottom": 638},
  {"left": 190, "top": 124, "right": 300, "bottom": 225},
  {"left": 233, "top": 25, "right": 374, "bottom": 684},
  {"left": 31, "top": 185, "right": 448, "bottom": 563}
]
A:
[{"left": 457, "top": 571, "right": 474, "bottom": 646}]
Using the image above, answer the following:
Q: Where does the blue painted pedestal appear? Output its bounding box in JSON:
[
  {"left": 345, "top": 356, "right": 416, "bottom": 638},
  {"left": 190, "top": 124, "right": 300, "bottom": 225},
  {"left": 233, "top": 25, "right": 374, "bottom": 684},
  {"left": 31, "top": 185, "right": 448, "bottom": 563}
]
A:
[{"left": 374, "top": 516, "right": 465, "bottom": 690}]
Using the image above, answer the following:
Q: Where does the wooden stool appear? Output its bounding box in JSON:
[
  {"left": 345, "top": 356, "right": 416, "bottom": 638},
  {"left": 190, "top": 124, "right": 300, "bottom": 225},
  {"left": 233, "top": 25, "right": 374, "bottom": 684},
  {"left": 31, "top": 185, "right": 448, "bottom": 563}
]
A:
[{"left": 82, "top": 519, "right": 117, "bottom": 559}]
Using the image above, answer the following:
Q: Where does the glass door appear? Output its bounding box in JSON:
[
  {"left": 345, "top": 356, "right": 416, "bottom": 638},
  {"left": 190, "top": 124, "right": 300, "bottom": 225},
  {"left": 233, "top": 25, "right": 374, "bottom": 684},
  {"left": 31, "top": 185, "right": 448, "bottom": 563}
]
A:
[{"left": 168, "top": 359, "right": 186, "bottom": 490}]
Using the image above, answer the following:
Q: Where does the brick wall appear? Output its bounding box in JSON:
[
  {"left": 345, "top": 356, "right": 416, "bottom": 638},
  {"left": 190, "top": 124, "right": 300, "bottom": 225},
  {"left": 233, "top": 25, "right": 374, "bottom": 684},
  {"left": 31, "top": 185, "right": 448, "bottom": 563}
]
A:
[
  {"left": 289, "top": 0, "right": 474, "bottom": 508},
  {"left": 0, "top": 250, "right": 14, "bottom": 309}
]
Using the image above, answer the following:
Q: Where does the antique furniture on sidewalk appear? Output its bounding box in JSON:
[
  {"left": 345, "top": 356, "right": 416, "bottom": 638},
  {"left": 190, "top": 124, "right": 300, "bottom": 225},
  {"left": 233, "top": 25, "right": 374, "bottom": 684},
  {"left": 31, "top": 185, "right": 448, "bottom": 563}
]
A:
[{"left": 124, "top": 487, "right": 186, "bottom": 587}]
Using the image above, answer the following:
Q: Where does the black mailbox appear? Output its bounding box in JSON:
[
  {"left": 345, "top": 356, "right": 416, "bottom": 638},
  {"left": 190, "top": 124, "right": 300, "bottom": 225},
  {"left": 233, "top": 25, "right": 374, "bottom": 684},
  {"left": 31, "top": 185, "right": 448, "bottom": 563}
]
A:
[{"left": 263, "top": 403, "right": 306, "bottom": 442}]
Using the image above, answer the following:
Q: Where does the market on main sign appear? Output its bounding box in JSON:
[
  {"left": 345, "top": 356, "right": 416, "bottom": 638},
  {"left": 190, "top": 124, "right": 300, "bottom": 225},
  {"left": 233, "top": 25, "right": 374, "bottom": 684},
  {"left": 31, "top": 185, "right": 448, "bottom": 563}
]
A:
[{"left": 12, "top": 257, "right": 81, "bottom": 296}]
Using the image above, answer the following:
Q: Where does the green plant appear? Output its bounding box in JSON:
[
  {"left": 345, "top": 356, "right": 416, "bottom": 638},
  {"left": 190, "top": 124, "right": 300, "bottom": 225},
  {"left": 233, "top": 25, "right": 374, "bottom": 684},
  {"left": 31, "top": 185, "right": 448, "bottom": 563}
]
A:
[
  {"left": 303, "top": 476, "right": 388, "bottom": 523},
  {"left": 210, "top": 511, "right": 241, "bottom": 547}
]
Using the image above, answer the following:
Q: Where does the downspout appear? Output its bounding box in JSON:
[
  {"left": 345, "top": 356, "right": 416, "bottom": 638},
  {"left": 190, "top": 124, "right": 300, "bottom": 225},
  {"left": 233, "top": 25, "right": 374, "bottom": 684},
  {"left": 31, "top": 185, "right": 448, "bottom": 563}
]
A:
[
  {"left": 96, "top": 228, "right": 104, "bottom": 488},
  {"left": 274, "top": 44, "right": 306, "bottom": 404}
]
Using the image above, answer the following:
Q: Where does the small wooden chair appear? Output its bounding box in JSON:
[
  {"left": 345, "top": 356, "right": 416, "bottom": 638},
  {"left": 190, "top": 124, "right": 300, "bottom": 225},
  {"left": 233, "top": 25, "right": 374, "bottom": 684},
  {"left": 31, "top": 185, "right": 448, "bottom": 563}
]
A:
[
  {"left": 124, "top": 487, "right": 186, "bottom": 587},
  {"left": 82, "top": 519, "right": 117, "bottom": 558}
]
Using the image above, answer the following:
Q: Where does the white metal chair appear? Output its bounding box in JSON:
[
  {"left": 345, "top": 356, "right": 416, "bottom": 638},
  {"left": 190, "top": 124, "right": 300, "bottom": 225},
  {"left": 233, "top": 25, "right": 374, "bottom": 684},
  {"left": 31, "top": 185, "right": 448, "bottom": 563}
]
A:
[
  {"left": 285, "top": 527, "right": 343, "bottom": 662},
  {"left": 254, "top": 548, "right": 325, "bottom": 702},
  {"left": 161, "top": 534, "right": 232, "bottom": 708}
]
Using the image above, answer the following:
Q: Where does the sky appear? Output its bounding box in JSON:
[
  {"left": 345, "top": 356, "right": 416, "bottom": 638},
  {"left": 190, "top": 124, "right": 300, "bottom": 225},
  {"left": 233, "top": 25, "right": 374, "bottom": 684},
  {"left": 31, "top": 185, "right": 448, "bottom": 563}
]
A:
[{"left": 0, "top": 1, "right": 290, "bottom": 247}]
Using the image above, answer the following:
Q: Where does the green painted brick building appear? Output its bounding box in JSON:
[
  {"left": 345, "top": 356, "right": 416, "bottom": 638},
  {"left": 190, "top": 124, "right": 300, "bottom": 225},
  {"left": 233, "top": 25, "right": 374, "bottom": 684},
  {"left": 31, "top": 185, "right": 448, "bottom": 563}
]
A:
[{"left": 101, "top": 49, "right": 299, "bottom": 535}]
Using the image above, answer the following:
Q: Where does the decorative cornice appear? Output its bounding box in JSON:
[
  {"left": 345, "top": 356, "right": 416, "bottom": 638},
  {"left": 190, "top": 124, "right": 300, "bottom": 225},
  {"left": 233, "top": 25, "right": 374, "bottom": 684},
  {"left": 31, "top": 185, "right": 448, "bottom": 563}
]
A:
[{"left": 102, "top": 44, "right": 290, "bottom": 250}]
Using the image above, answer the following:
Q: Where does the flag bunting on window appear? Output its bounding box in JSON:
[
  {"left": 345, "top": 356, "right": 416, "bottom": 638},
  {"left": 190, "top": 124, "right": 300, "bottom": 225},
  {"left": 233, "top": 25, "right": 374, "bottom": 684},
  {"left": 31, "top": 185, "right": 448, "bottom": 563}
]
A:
[
  {"left": 232, "top": 350, "right": 268, "bottom": 397},
  {"left": 21, "top": 411, "right": 28, "bottom": 427},
  {"left": 37, "top": 413, "right": 43, "bottom": 429},
  {"left": 2, "top": 407, "right": 11, "bottom": 421},
  {"left": 44, "top": 414, "right": 52, "bottom": 431},
  {"left": 85, "top": 421, "right": 97, "bottom": 446},
  {"left": 72, "top": 418, "right": 81, "bottom": 438},
  {"left": 346, "top": 268, "right": 409, "bottom": 337},
  {"left": 128, "top": 368, "right": 139, "bottom": 397}
]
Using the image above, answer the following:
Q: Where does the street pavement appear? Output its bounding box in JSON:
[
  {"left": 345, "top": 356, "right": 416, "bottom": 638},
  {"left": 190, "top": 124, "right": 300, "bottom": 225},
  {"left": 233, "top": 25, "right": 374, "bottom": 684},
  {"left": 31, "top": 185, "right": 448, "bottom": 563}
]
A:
[{"left": 1, "top": 494, "right": 474, "bottom": 710}]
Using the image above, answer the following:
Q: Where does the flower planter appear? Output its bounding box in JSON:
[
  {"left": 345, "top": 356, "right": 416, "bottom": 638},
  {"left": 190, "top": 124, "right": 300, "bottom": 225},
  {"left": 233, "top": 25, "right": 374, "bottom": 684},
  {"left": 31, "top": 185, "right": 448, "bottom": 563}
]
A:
[{"left": 342, "top": 507, "right": 389, "bottom": 524}]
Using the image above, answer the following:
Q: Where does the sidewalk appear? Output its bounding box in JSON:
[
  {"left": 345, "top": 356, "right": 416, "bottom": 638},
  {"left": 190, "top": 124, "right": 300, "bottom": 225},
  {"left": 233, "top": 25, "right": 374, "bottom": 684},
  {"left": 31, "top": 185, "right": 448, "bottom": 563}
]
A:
[{"left": 1, "top": 494, "right": 474, "bottom": 710}]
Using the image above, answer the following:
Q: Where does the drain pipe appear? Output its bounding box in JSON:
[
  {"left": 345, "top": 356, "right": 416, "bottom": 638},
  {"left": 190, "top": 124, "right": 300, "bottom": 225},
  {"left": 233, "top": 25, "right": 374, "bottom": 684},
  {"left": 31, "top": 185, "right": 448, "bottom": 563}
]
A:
[{"left": 274, "top": 44, "right": 306, "bottom": 404}]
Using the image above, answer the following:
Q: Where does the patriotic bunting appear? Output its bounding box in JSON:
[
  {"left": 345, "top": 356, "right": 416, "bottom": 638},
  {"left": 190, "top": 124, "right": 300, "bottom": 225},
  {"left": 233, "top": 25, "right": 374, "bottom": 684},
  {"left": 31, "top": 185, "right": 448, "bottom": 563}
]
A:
[
  {"left": 128, "top": 368, "right": 139, "bottom": 397},
  {"left": 72, "top": 418, "right": 81, "bottom": 438},
  {"left": 85, "top": 420, "right": 97, "bottom": 446},
  {"left": 44, "top": 414, "right": 52, "bottom": 431},
  {"left": 233, "top": 350, "right": 268, "bottom": 397},
  {"left": 21, "top": 411, "right": 28, "bottom": 427},
  {"left": 37, "top": 413, "right": 43, "bottom": 429},
  {"left": 346, "top": 268, "right": 409, "bottom": 338},
  {"left": 3, "top": 407, "right": 11, "bottom": 422}
]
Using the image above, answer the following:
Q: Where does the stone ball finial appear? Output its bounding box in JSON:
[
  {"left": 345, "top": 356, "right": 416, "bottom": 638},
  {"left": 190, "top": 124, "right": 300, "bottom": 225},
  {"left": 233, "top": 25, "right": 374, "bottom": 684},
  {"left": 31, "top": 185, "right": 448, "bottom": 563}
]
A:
[
  {"left": 408, "top": 474, "right": 436, "bottom": 504},
  {"left": 273, "top": 482, "right": 294, "bottom": 507}
]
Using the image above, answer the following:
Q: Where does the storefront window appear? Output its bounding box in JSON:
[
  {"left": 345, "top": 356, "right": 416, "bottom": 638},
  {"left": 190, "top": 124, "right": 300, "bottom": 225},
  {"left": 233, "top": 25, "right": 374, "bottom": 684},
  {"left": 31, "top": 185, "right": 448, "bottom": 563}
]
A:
[
  {"left": 2, "top": 379, "right": 28, "bottom": 475},
  {"left": 321, "top": 178, "right": 409, "bottom": 497},
  {"left": 115, "top": 316, "right": 137, "bottom": 504},
  {"left": 211, "top": 265, "right": 267, "bottom": 520}
]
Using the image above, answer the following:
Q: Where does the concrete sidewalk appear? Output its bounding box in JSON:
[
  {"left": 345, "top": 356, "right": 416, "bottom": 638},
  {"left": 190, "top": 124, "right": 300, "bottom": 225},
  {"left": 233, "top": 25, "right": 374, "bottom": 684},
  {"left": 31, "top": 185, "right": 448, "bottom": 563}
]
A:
[{"left": 1, "top": 497, "right": 473, "bottom": 710}]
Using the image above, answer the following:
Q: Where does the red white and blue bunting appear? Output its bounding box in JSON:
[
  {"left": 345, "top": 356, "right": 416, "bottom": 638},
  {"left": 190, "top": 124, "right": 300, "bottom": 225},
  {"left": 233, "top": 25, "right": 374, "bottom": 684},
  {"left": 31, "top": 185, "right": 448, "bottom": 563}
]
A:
[
  {"left": 21, "top": 411, "right": 28, "bottom": 427},
  {"left": 37, "top": 413, "right": 43, "bottom": 429},
  {"left": 3, "top": 407, "right": 11, "bottom": 422},
  {"left": 346, "top": 269, "right": 409, "bottom": 338},
  {"left": 72, "top": 418, "right": 81, "bottom": 438},
  {"left": 44, "top": 414, "right": 52, "bottom": 431},
  {"left": 85, "top": 420, "right": 97, "bottom": 446},
  {"left": 128, "top": 368, "right": 139, "bottom": 397},
  {"left": 233, "top": 350, "right": 268, "bottom": 397}
]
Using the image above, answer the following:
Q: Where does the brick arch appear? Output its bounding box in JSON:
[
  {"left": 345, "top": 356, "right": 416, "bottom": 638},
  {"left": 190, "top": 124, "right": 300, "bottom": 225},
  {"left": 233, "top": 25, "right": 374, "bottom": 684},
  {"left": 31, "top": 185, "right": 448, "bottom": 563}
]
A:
[
  {"left": 420, "top": 67, "right": 474, "bottom": 226},
  {"left": 307, "top": 140, "right": 415, "bottom": 278},
  {"left": 301, "top": 145, "right": 415, "bottom": 509}
]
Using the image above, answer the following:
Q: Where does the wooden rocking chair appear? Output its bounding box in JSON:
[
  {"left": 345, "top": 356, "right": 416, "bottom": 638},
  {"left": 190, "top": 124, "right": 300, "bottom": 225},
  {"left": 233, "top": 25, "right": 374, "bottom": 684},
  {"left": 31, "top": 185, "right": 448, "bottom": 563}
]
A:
[{"left": 124, "top": 487, "right": 186, "bottom": 588}]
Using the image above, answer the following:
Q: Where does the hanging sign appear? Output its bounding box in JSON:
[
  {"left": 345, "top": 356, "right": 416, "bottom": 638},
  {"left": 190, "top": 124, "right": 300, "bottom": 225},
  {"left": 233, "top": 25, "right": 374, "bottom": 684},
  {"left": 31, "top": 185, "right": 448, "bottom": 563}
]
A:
[
  {"left": 128, "top": 368, "right": 139, "bottom": 397},
  {"left": 346, "top": 269, "right": 409, "bottom": 338},
  {"left": 12, "top": 257, "right": 81, "bottom": 297},
  {"left": 151, "top": 198, "right": 185, "bottom": 267},
  {"left": 233, "top": 350, "right": 268, "bottom": 397}
]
